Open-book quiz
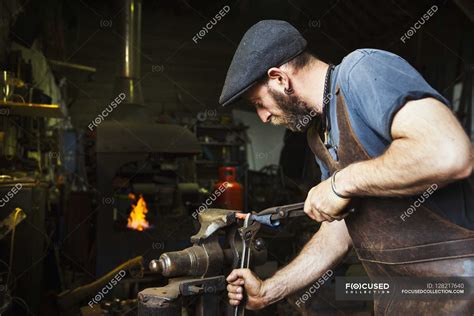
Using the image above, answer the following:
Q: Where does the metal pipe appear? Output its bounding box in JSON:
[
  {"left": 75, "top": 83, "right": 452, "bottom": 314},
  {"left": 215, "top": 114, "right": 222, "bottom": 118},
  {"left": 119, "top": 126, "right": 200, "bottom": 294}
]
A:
[
  {"left": 123, "top": 0, "right": 141, "bottom": 79},
  {"left": 114, "top": 0, "right": 144, "bottom": 106}
]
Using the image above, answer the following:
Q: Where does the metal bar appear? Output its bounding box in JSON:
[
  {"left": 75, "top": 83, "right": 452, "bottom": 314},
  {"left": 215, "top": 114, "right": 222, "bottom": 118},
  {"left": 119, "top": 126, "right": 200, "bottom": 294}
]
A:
[
  {"left": 0, "top": 208, "right": 26, "bottom": 240},
  {"left": 48, "top": 59, "right": 97, "bottom": 73}
]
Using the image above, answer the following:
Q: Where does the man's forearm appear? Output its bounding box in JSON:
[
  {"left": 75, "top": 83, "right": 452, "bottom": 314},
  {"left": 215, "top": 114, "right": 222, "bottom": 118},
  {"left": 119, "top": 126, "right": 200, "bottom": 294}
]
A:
[
  {"left": 337, "top": 140, "right": 440, "bottom": 197},
  {"left": 259, "top": 220, "right": 351, "bottom": 305},
  {"left": 337, "top": 137, "right": 470, "bottom": 197}
]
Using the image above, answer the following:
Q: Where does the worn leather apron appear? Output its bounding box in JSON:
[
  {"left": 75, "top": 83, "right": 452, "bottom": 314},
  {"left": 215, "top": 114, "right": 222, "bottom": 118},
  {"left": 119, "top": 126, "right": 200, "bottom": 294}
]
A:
[{"left": 307, "top": 87, "right": 474, "bottom": 315}]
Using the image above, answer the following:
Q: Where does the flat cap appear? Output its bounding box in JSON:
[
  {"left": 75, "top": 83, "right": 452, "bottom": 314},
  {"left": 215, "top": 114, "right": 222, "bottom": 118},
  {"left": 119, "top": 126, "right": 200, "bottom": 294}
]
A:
[{"left": 219, "top": 20, "right": 307, "bottom": 106}]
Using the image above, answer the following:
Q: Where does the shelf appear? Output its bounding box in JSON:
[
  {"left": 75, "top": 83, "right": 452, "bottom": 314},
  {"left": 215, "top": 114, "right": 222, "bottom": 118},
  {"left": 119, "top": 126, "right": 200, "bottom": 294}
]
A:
[{"left": 0, "top": 100, "right": 63, "bottom": 118}]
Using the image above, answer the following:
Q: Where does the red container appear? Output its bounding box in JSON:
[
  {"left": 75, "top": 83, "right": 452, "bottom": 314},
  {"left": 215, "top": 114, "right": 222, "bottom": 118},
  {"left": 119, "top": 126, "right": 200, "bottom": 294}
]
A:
[{"left": 214, "top": 167, "right": 243, "bottom": 210}]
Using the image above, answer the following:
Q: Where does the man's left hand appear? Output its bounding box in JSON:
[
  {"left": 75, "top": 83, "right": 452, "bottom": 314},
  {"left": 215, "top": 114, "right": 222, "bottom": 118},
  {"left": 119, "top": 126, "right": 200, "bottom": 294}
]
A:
[{"left": 304, "top": 178, "right": 351, "bottom": 222}]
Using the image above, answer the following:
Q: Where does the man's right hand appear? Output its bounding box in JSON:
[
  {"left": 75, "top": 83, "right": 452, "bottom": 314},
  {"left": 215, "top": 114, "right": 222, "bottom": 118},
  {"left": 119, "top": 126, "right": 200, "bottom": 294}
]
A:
[{"left": 226, "top": 268, "right": 266, "bottom": 310}]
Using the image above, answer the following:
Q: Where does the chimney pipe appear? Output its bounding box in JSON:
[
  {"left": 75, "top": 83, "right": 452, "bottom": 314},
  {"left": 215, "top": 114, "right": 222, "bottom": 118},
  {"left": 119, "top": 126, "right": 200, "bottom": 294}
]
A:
[{"left": 114, "top": 0, "right": 144, "bottom": 107}]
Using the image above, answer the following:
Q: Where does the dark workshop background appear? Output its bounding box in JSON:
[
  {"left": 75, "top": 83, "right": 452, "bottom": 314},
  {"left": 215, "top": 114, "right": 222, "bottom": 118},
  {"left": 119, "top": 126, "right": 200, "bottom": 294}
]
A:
[{"left": 0, "top": 0, "right": 473, "bottom": 315}]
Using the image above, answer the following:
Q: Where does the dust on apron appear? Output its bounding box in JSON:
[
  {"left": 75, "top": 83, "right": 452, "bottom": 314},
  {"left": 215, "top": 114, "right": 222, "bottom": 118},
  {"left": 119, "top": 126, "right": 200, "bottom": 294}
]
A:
[{"left": 307, "top": 87, "right": 474, "bottom": 315}]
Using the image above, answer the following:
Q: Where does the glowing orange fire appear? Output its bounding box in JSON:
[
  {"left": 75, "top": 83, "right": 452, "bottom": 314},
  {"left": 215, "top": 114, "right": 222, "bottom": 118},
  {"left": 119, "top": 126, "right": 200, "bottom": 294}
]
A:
[{"left": 127, "top": 193, "right": 150, "bottom": 231}]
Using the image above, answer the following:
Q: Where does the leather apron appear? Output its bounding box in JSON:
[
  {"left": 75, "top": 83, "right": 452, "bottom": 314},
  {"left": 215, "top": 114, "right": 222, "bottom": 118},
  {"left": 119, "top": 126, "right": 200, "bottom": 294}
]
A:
[{"left": 307, "top": 87, "right": 474, "bottom": 315}]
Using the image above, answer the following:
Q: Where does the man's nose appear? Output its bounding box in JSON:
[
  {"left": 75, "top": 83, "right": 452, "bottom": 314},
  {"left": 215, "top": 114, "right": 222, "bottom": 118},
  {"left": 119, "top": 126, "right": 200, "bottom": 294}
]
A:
[{"left": 256, "top": 107, "right": 272, "bottom": 123}]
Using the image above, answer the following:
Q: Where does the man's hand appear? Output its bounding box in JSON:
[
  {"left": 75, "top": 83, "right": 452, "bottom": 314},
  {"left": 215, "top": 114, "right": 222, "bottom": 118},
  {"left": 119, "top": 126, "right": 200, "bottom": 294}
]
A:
[
  {"left": 226, "top": 268, "right": 266, "bottom": 310},
  {"left": 304, "top": 178, "right": 351, "bottom": 222}
]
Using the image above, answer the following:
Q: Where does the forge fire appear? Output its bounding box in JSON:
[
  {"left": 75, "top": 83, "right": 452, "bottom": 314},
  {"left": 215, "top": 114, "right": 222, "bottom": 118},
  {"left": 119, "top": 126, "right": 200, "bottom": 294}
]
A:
[{"left": 127, "top": 193, "right": 150, "bottom": 231}]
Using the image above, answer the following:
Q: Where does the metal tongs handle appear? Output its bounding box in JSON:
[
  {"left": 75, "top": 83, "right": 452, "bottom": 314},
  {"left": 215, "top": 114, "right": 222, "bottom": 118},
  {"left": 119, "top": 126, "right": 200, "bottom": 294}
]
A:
[
  {"left": 259, "top": 201, "right": 354, "bottom": 222},
  {"left": 234, "top": 214, "right": 253, "bottom": 316},
  {"left": 258, "top": 201, "right": 305, "bottom": 216},
  {"left": 259, "top": 201, "right": 305, "bottom": 222},
  {"left": 235, "top": 202, "right": 306, "bottom": 228}
]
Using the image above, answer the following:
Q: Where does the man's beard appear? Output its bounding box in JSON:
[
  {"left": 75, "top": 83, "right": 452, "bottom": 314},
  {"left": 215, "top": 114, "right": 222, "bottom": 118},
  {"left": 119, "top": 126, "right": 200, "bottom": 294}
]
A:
[{"left": 267, "top": 88, "right": 318, "bottom": 132}]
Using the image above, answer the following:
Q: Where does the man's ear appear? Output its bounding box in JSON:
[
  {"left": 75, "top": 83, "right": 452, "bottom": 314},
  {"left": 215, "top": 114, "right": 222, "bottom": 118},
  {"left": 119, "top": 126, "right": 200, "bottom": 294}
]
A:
[{"left": 267, "top": 67, "right": 289, "bottom": 88}]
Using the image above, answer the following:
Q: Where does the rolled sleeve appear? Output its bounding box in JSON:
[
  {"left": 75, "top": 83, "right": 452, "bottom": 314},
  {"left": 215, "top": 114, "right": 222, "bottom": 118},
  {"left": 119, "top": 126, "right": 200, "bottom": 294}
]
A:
[{"left": 345, "top": 50, "right": 449, "bottom": 141}]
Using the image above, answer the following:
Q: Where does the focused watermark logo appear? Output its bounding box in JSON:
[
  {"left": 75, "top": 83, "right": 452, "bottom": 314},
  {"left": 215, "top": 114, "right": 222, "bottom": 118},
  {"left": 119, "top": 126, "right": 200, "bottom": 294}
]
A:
[
  {"left": 0, "top": 183, "right": 22, "bottom": 207},
  {"left": 192, "top": 5, "right": 230, "bottom": 44},
  {"left": 49, "top": 152, "right": 60, "bottom": 160},
  {"left": 197, "top": 109, "right": 217, "bottom": 122},
  {"left": 151, "top": 64, "right": 165, "bottom": 72},
  {"left": 192, "top": 182, "right": 230, "bottom": 219},
  {"left": 400, "top": 183, "right": 438, "bottom": 222},
  {"left": 295, "top": 269, "right": 333, "bottom": 307},
  {"left": 256, "top": 152, "right": 270, "bottom": 160},
  {"left": 345, "top": 281, "right": 390, "bottom": 294},
  {"left": 337, "top": 276, "right": 472, "bottom": 300},
  {"left": 102, "top": 197, "right": 115, "bottom": 205},
  {"left": 88, "top": 270, "right": 126, "bottom": 308},
  {"left": 100, "top": 19, "right": 113, "bottom": 28},
  {"left": 88, "top": 93, "right": 126, "bottom": 131},
  {"left": 336, "top": 277, "right": 390, "bottom": 300},
  {"left": 400, "top": 5, "right": 438, "bottom": 43},
  {"left": 152, "top": 241, "right": 165, "bottom": 250},
  {"left": 307, "top": 19, "right": 321, "bottom": 28}
]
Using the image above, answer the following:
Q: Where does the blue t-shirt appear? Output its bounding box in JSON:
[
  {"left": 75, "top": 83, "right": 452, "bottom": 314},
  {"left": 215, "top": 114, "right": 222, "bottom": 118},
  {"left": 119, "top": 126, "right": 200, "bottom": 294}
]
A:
[
  {"left": 316, "top": 49, "right": 474, "bottom": 229},
  {"left": 318, "top": 48, "right": 449, "bottom": 175}
]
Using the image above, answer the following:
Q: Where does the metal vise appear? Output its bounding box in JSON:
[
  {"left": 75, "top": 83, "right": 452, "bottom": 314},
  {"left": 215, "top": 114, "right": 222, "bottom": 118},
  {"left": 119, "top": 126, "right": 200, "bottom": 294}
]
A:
[{"left": 138, "top": 209, "right": 267, "bottom": 316}]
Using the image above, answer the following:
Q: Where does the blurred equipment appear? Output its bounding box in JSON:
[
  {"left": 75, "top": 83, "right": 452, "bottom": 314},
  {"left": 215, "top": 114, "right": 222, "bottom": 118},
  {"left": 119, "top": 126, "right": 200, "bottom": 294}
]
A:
[
  {"left": 1, "top": 71, "right": 15, "bottom": 102},
  {"left": 214, "top": 166, "right": 243, "bottom": 210},
  {"left": 0, "top": 178, "right": 48, "bottom": 315},
  {"left": 247, "top": 165, "right": 306, "bottom": 211},
  {"left": 0, "top": 71, "right": 59, "bottom": 118},
  {"left": 193, "top": 119, "right": 248, "bottom": 195},
  {"left": 0, "top": 208, "right": 26, "bottom": 240},
  {"left": 57, "top": 256, "right": 143, "bottom": 315}
]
